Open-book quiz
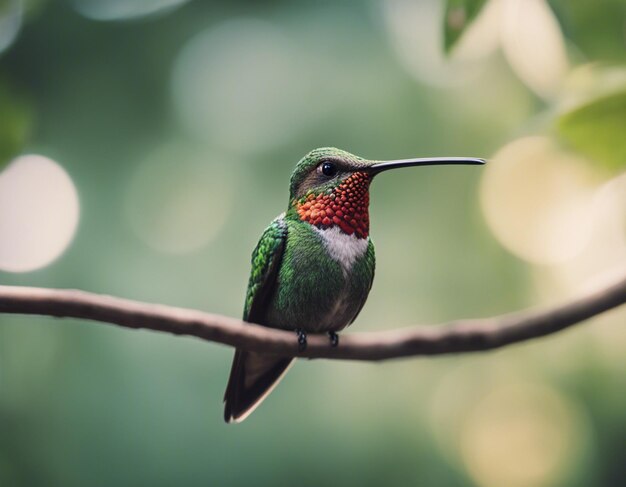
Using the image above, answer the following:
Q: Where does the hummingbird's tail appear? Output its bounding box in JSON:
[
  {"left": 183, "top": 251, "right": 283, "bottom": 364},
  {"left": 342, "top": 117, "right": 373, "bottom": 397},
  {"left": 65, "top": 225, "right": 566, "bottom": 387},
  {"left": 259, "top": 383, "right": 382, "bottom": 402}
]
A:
[{"left": 223, "top": 349, "right": 294, "bottom": 423}]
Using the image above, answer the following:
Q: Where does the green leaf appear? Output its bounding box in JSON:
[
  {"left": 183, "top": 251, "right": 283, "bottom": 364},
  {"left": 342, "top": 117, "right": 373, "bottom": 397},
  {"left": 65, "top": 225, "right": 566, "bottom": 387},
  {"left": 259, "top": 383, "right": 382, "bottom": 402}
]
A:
[
  {"left": 0, "top": 78, "right": 31, "bottom": 169},
  {"left": 557, "top": 90, "right": 626, "bottom": 173},
  {"left": 443, "top": 0, "right": 487, "bottom": 54}
]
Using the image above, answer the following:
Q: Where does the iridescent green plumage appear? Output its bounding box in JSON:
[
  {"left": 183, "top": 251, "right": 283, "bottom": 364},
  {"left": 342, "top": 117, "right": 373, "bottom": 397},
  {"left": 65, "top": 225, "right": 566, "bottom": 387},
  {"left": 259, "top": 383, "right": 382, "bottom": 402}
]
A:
[{"left": 242, "top": 216, "right": 287, "bottom": 322}]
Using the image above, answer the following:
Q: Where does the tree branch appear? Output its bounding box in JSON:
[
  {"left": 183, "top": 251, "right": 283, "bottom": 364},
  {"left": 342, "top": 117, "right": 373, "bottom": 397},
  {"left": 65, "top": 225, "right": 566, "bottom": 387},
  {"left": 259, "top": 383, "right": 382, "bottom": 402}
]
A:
[{"left": 0, "top": 277, "right": 625, "bottom": 361}]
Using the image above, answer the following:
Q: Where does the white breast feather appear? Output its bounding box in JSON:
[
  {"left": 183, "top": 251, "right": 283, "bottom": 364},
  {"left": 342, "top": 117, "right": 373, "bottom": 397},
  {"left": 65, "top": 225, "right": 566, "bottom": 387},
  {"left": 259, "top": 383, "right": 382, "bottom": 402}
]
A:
[{"left": 314, "top": 226, "right": 369, "bottom": 275}]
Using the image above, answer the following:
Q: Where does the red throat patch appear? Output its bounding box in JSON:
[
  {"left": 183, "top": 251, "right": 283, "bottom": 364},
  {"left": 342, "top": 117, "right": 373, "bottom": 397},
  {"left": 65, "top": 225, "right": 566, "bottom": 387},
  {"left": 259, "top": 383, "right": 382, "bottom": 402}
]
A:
[{"left": 296, "top": 172, "right": 371, "bottom": 238}]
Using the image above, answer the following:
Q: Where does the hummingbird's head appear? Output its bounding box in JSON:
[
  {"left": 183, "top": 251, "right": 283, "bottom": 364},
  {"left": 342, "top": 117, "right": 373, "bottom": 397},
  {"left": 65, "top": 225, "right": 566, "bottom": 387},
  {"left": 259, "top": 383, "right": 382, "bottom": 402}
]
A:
[
  {"left": 288, "top": 147, "right": 484, "bottom": 238},
  {"left": 289, "top": 147, "right": 368, "bottom": 200}
]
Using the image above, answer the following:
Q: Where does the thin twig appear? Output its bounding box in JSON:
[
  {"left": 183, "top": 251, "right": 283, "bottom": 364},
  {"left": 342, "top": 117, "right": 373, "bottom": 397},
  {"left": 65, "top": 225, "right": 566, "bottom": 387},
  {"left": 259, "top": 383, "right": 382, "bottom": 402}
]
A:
[{"left": 0, "top": 278, "right": 624, "bottom": 361}]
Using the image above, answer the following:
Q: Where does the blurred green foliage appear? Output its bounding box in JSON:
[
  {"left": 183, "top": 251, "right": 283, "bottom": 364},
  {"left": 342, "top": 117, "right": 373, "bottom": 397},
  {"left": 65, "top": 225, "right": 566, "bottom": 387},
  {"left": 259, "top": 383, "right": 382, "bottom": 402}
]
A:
[
  {"left": 0, "top": 78, "right": 30, "bottom": 168},
  {"left": 558, "top": 89, "right": 626, "bottom": 174},
  {"left": 549, "top": 0, "right": 626, "bottom": 62}
]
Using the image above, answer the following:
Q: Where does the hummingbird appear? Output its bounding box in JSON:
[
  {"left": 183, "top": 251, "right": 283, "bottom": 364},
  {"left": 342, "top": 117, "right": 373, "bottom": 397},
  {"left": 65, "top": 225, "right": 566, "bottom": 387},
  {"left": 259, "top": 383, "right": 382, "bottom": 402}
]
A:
[{"left": 224, "top": 147, "right": 484, "bottom": 423}]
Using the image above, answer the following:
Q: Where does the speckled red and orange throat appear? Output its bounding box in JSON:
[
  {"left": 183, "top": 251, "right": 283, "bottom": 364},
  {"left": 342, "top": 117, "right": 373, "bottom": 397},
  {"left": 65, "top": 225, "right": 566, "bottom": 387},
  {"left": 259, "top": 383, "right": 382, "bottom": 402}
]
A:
[{"left": 296, "top": 171, "right": 371, "bottom": 238}]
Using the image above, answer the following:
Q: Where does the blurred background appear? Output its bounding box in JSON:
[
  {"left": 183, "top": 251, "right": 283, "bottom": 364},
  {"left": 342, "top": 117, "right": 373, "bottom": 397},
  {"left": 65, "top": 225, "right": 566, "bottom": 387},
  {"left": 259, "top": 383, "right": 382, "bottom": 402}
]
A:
[{"left": 1, "top": 0, "right": 625, "bottom": 485}]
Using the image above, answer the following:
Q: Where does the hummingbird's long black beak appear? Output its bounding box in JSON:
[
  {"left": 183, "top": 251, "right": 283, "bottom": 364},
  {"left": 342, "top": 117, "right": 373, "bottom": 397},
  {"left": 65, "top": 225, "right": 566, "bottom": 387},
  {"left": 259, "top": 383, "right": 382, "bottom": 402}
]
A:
[{"left": 369, "top": 157, "right": 486, "bottom": 175}]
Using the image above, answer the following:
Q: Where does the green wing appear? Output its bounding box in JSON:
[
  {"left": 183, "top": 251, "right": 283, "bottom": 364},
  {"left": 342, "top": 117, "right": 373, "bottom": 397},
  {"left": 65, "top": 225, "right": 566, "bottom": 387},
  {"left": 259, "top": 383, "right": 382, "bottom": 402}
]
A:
[
  {"left": 225, "top": 215, "right": 289, "bottom": 422},
  {"left": 243, "top": 215, "right": 288, "bottom": 324}
]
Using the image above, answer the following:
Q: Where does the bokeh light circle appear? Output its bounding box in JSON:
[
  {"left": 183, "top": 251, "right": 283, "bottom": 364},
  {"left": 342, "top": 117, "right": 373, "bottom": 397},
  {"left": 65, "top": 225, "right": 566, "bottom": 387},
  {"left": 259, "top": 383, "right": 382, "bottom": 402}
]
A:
[
  {"left": 480, "top": 136, "right": 597, "bottom": 265},
  {"left": 0, "top": 155, "right": 80, "bottom": 272},
  {"left": 171, "top": 19, "right": 309, "bottom": 154},
  {"left": 382, "top": 0, "right": 500, "bottom": 86},
  {"left": 461, "top": 383, "right": 587, "bottom": 487},
  {"left": 72, "top": 0, "right": 190, "bottom": 21},
  {"left": 0, "top": 0, "right": 22, "bottom": 55},
  {"left": 125, "top": 144, "right": 233, "bottom": 254},
  {"left": 545, "top": 171, "right": 626, "bottom": 295},
  {"left": 500, "top": 0, "right": 569, "bottom": 98}
]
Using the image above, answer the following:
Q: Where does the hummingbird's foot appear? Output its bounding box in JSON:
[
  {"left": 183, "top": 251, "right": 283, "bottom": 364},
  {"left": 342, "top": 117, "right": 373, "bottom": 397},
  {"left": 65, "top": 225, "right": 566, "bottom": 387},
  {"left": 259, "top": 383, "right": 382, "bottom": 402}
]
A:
[
  {"left": 295, "top": 329, "right": 307, "bottom": 351},
  {"left": 328, "top": 331, "right": 339, "bottom": 348}
]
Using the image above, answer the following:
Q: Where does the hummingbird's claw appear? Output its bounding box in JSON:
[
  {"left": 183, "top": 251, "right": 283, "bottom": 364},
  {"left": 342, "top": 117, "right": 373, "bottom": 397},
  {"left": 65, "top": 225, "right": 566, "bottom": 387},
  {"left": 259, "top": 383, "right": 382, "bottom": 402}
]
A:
[
  {"left": 295, "top": 329, "right": 307, "bottom": 351},
  {"left": 328, "top": 331, "right": 339, "bottom": 347}
]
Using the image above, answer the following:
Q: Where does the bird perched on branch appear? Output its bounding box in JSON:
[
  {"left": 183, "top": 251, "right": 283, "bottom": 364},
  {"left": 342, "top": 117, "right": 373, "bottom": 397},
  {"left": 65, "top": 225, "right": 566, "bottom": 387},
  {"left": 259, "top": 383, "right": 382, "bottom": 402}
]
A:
[{"left": 224, "top": 147, "right": 484, "bottom": 422}]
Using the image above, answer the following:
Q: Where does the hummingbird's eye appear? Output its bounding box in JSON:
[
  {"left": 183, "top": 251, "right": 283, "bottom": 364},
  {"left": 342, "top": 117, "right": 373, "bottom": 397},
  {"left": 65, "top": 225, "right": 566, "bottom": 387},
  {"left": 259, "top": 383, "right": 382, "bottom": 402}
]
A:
[{"left": 319, "top": 161, "right": 337, "bottom": 177}]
